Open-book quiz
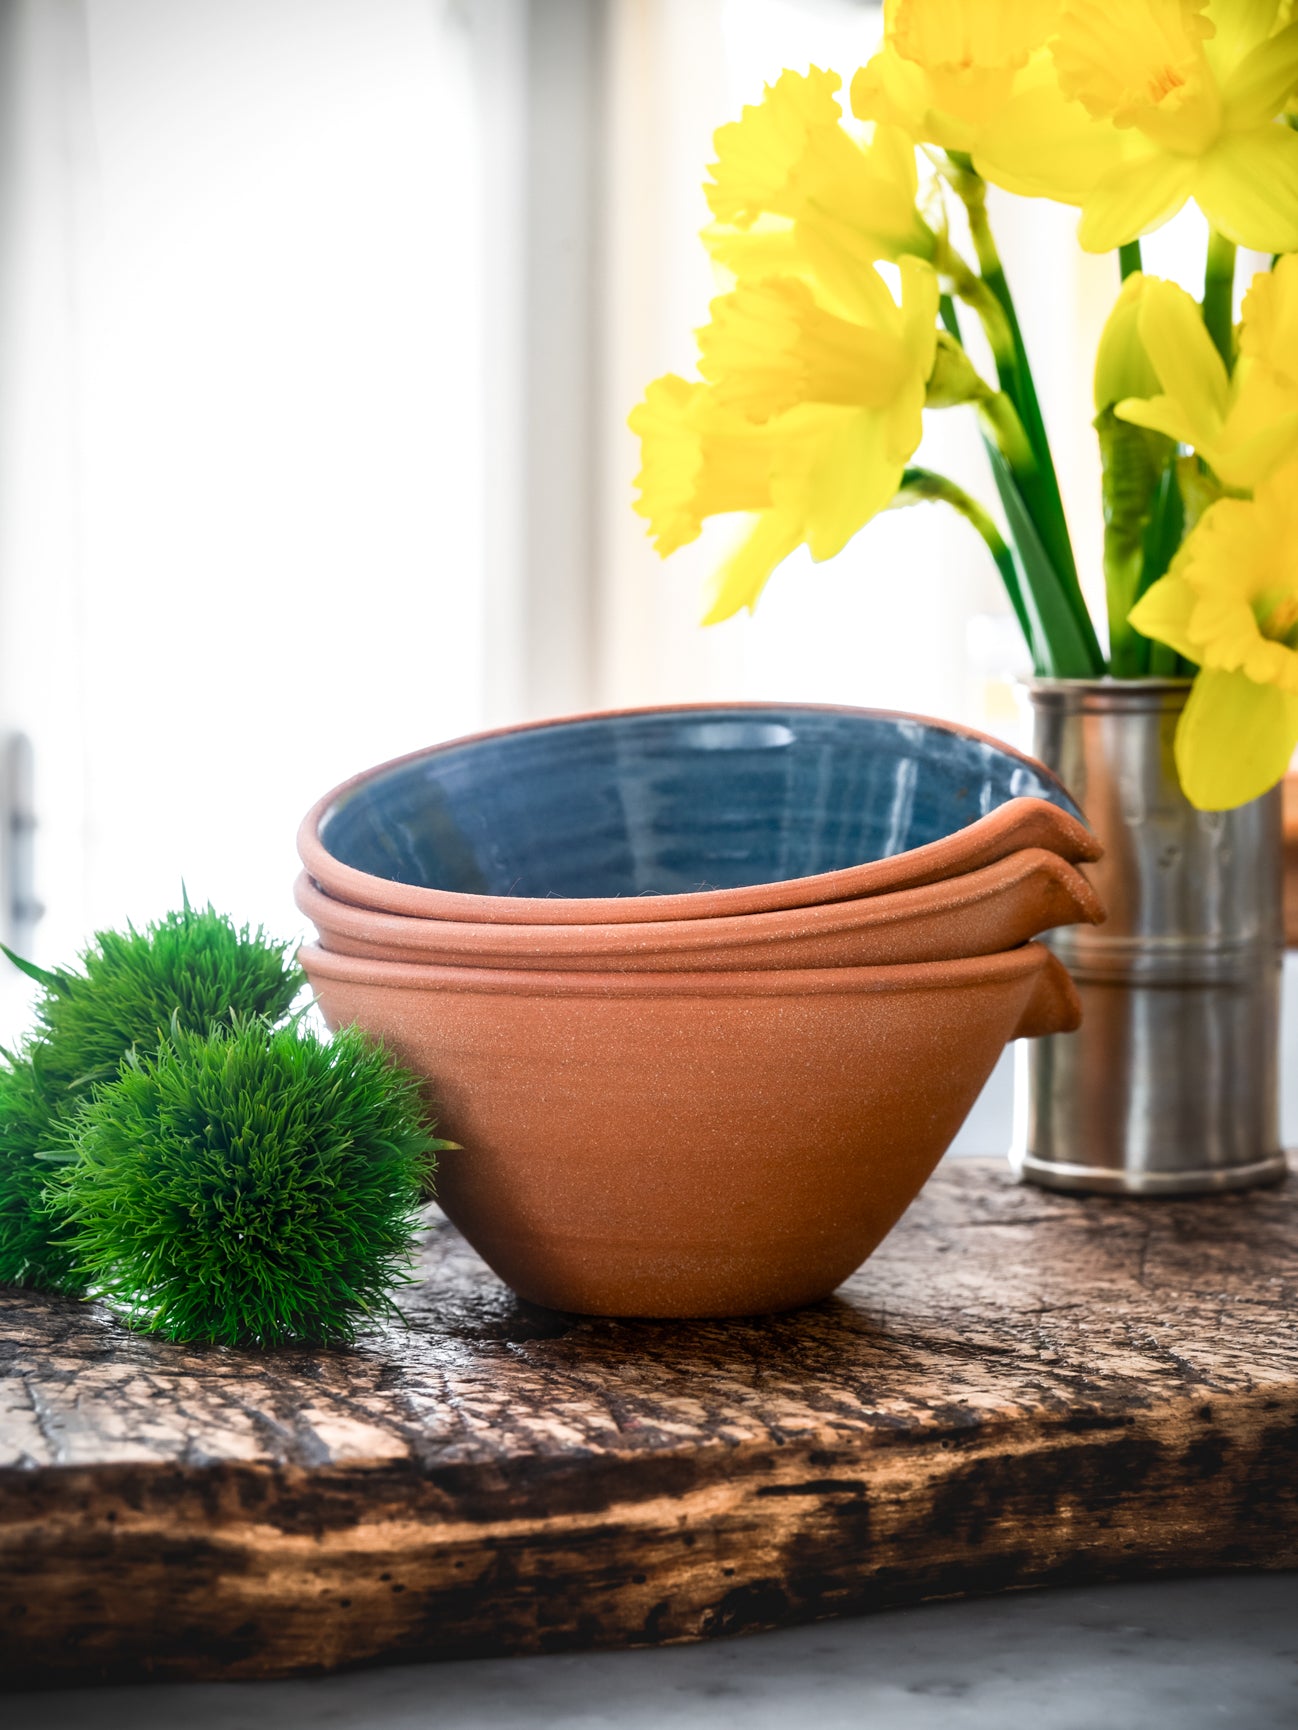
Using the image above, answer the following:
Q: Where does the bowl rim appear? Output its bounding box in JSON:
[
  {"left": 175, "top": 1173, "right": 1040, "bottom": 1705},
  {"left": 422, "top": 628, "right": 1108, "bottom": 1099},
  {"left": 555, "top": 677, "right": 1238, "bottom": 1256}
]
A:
[
  {"left": 297, "top": 936, "right": 1052, "bottom": 998},
  {"left": 293, "top": 848, "right": 1105, "bottom": 952},
  {"left": 297, "top": 700, "right": 1092, "bottom": 926}
]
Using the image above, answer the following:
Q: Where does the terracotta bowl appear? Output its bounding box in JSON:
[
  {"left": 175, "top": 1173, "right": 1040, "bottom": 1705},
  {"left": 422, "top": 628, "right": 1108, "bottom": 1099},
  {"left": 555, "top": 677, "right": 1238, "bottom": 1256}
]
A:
[
  {"left": 295, "top": 846, "right": 1105, "bottom": 971},
  {"left": 300, "top": 941, "right": 1081, "bottom": 1317},
  {"left": 299, "top": 703, "right": 1098, "bottom": 926}
]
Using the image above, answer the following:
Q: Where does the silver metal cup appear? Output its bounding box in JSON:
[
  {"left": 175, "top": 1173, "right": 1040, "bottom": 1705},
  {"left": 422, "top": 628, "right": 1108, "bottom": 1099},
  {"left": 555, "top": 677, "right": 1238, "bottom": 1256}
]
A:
[{"left": 1014, "top": 678, "right": 1288, "bottom": 1195}]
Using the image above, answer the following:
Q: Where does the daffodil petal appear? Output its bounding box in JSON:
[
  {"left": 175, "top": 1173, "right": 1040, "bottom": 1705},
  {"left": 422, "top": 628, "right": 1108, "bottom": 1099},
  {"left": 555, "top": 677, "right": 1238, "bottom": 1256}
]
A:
[
  {"left": 1077, "top": 150, "right": 1196, "bottom": 251},
  {"left": 1113, "top": 392, "right": 1201, "bottom": 448},
  {"left": 629, "top": 375, "right": 709, "bottom": 555},
  {"left": 707, "top": 67, "right": 844, "bottom": 227},
  {"left": 1128, "top": 570, "right": 1201, "bottom": 664},
  {"left": 702, "top": 219, "right": 802, "bottom": 283},
  {"left": 974, "top": 81, "right": 1123, "bottom": 203},
  {"left": 792, "top": 226, "right": 900, "bottom": 325},
  {"left": 800, "top": 411, "right": 904, "bottom": 561},
  {"left": 1215, "top": 392, "right": 1298, "bottom": 488},
  {"left": 884, "top": 374, "right": 928, "bottom": 469},
  {"left": 1205, "top": 0, "right": 1281, "bottom": 82},
  {"left": 1240, "top": 633, "right": 1298, "bottom": 689},
  {"left": 1221, "top": 20, "right": 1298, "bottom": 130},
  {"left": 1194, "top": 124, "right": 1298, "bottom": 253},
  {"left": 1137, "top": 276, "right": 1230, "bottom": 429},
  {"left": 701, "top": 512, "right": 802, "bottom": 623},
  {"left": 1174, "top": 666, "right": 1298, "bottom": 810},
  {"left": 1094, "top": 273, "right": 1161, "bottom": 409},
  {"left": 1239, "top": 255, "right": 1298, "bottom": 385},
  {"left": 850, "top": 48, "right": 933, "bottom": 137},
  {"left": 898, "top": 253, "right": 939, "bottom": 381}
]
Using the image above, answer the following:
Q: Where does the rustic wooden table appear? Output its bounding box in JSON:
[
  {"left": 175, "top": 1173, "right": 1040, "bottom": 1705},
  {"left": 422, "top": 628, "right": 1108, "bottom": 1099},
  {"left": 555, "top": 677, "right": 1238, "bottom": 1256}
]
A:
[{"left": 3, "top": 1159, "right": 1296, "bottom": 1688}]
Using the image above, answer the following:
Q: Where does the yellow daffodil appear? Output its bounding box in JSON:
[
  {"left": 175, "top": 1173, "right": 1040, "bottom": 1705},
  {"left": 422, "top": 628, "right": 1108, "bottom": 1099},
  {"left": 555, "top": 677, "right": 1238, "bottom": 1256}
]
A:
[
  {"left": 628, "top": 381, "right": 875, "bottom": 623},
  {"left": 629, "top": 257, "right": 939, "bottom": 622},
  {"left": 1114, "top": 259, "right": 1298, "bottom": 487},
  {"left": 975, "top": 0, "right": 1298, "bottom": 252},
  {"left": 1129, "top": 460, "right": 1298, "bottom": 806},
  {"left": 850, "top": 0, "right": 1061, "bottom": 153},
  {"left": 703, "top": 66, "right": 933, "bottom": 321}
]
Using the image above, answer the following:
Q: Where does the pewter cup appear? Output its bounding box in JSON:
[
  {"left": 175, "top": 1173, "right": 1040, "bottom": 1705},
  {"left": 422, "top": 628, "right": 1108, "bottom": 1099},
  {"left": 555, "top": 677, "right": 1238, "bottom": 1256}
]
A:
[{"left": 1014, "top": 678, "right": 1288, "bottom": 1195}]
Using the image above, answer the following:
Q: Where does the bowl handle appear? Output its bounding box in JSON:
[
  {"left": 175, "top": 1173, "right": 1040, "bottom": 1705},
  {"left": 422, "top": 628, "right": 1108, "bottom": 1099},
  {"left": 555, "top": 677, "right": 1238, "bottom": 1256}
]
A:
[{"left": 1012, "top": 950, "right": 1082, "bottom": 1040}]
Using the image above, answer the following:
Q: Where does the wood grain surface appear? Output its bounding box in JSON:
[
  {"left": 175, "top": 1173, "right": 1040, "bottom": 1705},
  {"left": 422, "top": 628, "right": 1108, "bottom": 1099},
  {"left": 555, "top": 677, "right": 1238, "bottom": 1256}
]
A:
[{"left": 3, "top": 1160, "right": 1297, "bottom": 1688}]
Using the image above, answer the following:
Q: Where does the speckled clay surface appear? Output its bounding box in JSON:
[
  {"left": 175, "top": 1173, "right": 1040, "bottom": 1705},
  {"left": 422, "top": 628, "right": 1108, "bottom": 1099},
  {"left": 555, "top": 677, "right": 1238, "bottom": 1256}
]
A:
[
  {"left": 295, "top": 847, "right": 1105, "bottom": 971},
  {"left": 300, "top": 941, "right": 1080, "bottom": 1317},
  {"left": 298, "top": 704, "right": 1098, "bottom": 926}
]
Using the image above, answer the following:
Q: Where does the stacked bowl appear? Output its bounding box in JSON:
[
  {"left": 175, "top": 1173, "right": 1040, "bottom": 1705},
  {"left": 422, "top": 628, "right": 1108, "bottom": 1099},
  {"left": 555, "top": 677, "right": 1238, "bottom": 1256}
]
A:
[{"left": 297, "top": 703, "right": 1103, "bottom": 1317}]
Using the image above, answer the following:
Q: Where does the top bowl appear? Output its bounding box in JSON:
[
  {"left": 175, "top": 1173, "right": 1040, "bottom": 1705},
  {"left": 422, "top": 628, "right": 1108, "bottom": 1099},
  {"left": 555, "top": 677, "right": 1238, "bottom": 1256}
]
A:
[{"left": 299, "top": 702, "right": 1094, "bottom": 926}]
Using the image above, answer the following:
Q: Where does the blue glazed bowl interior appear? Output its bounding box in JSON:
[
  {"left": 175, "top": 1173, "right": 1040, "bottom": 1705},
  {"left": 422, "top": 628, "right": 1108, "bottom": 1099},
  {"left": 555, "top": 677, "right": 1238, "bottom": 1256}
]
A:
[{"left": 317, "top": 708, "right": 1083, "bottom": 901}]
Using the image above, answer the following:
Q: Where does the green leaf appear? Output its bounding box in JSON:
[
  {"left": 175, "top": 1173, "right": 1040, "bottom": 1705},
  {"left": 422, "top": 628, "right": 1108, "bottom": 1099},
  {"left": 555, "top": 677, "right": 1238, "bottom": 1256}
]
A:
[
  {"left": 1095, "top": 406, "right": 1171, "bottom": 676},
  {"left": 983, "top": 439, "right": 1103, "bottom": 678},
  {"left": 1, "top": 946, "right": 62, "bottom": 992},
  {"left": 942, "top": 287, "right": 1102, "bottom": 675},
  {"left": 944, "top": 156, "right": 1096, "bottom": 659},
  {"left": 1139, "top": 463, "right": 1193, "bottom": 678},
  {"left": 1138, "top": 458, "right": 1186, "bottom": 603}
]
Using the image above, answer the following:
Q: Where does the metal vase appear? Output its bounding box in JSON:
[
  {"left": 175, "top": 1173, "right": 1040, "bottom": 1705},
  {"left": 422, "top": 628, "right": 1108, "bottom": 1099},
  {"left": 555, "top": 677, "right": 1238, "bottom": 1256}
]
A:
[{"left": 1014, "top": 678, "right": 1288, "bottom": 1195}]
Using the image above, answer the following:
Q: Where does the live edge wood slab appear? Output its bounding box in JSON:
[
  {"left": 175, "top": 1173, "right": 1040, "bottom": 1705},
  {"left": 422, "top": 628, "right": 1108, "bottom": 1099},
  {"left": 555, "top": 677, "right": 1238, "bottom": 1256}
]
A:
[{"left": 3, "top": 1160, "right": 1297, "bottom": 1688}]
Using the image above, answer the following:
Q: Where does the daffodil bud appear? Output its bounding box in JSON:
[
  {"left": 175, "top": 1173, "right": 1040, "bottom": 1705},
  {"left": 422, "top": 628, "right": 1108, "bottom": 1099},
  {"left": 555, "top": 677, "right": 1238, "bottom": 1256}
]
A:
[{"left": 924, "top": 331, "right": 989, "bottom": 407}]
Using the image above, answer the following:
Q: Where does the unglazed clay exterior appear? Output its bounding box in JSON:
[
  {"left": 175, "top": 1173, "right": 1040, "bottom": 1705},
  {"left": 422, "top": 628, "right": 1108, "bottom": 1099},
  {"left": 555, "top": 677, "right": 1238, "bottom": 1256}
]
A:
[
  {"left": 298, "top": 704, "right": 1097, "bottom": 927},
  {"left": 295, "top": 847, "right": 1105, "bottom": 971},
  {"left": 300, "top": 942, "right": 1080, "bottom": 1317}
]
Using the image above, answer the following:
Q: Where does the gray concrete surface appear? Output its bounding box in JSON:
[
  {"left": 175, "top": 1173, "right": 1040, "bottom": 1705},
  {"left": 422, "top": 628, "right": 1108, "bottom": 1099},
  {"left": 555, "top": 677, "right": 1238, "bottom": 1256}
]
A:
[{"left": 10, "top": 1573, "right": 1298, "bottom": 1729}]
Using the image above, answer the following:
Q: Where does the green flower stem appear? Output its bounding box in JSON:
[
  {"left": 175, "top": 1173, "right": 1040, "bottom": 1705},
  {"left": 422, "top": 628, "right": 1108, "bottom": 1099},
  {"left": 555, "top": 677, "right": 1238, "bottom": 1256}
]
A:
[
  {"left": 946, "top": 256, "right": 1017, "bottom": 370},
  {"left": 1130, "top": 459, "right": 1189, "bottom": 677},
  {"left": 895, "top": 465, "right": 1032, "bottom": 646},
  {"left": 1136, "top": 459, "right": 1185, "bottom": 608},
  {"left": 1106, "top": 544, "right": 1148, "bottom": 678},
  {"left": 944, "top": 153, "right": 1102, "bottom": 675},
  {"left": 1204, "top": 229, "right": 1237, "bottom": 366},
  {"left": 977, "top": 390, "right": 1037, "bottom": 476},
  {"left": 1096, "top": 406, "right": 1171, "bottom": 678},
  {"left": 895, "top": 464, "right": 1100, "bottom": 678},
  {"left": 1119, "top": 240, "right": 1143, "bottom": 281}
]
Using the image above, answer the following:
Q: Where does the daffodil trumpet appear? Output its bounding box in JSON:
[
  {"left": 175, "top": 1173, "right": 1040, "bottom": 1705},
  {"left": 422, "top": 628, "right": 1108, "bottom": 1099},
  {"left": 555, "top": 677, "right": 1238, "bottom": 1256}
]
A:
[{"left": 631, "top": 6, "right": 1298, "bottom": 811}]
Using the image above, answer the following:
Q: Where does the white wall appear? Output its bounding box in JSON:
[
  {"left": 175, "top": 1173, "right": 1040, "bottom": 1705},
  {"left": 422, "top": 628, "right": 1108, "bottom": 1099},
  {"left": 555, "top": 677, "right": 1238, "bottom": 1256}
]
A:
[{"left": 0, "top": 0, "right": 491, "bottom": 989}]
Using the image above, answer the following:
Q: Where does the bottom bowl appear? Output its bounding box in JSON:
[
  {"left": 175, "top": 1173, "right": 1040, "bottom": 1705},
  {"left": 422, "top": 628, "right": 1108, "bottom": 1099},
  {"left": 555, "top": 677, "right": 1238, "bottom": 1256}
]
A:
[{"left": 300, "top": 943, "right": 1079, "bottom": 1317}]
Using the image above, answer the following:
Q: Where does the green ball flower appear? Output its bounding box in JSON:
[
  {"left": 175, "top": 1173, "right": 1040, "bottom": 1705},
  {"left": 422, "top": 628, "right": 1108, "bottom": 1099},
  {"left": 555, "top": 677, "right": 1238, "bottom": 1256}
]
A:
[
  {"left": 0, "top": 900, "right": 303, "bottom": 1290},
  {"left": 28, "top": 900, "right": 303, "bottom": 1098},
  {"left": 57, "top": 1020, "right": 438, "bottom": 1346},
  {"left": 0, "top": 1052, "right": 80, "bottom": 1291}
]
